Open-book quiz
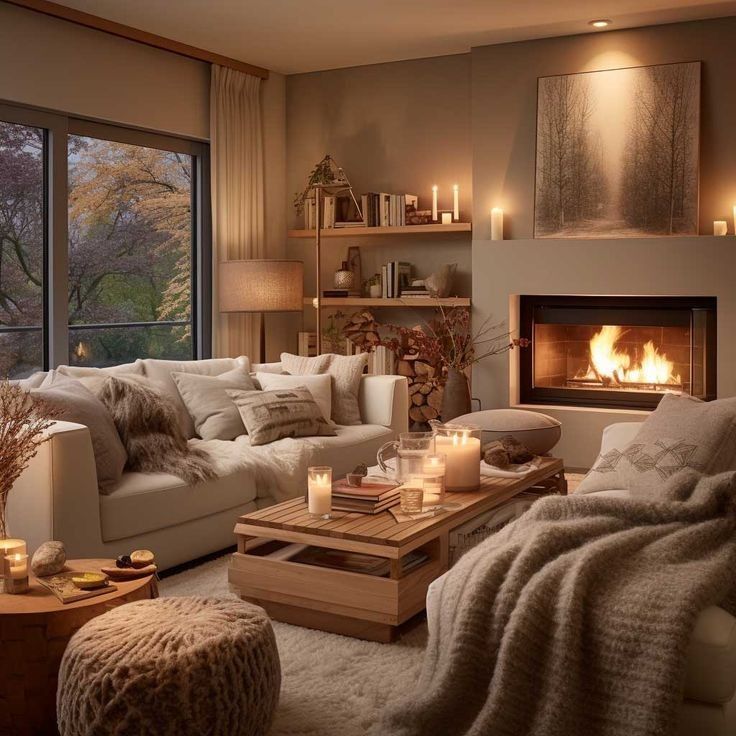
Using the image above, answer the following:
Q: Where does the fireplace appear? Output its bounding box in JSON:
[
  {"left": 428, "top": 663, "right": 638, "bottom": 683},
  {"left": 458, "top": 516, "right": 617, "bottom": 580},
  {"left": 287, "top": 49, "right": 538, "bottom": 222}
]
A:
[{"left": 519, "top": 296, "right": 716, "bottom": 410}]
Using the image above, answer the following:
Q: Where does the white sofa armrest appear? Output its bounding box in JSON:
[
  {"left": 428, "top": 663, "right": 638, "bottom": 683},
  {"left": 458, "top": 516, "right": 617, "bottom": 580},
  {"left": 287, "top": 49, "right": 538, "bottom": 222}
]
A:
[
  {"left": 359, "top": 375, "right": 409, "bottom": 435},
  {"left": 6, "top": 420, "right": 102, "bottom": 556},
  {"left": 599, "top": 421, "right": 645, "bottom": 454}
]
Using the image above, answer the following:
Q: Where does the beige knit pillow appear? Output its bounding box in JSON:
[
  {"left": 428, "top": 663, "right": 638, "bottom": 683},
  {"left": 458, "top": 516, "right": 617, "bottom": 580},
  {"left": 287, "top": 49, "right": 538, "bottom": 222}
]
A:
[
  {"left": 281, "top": 352, "right": 367, "bottom": 425},
  {"left": 226, "top": 387, "right": 336, "bottom": 446}
]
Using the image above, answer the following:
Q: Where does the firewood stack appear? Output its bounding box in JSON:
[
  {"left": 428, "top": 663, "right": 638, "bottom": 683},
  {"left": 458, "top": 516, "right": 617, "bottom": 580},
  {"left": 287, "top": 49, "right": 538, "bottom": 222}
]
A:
[
  {"left": 396, "top": 338, "right": 445, "bottom": 431},
  {"left": 343, "top": 311, "right": 381, "bottom": 350}
]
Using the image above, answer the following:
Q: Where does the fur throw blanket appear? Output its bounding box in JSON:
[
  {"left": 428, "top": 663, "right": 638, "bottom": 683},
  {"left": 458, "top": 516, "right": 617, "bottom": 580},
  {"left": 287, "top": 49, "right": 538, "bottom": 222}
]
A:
[
  {"left": 377, "top": 470, "right": 736, "bottom": 736},
  {"left": 99, "top": 377, "right": 215, "bottom": 485}
]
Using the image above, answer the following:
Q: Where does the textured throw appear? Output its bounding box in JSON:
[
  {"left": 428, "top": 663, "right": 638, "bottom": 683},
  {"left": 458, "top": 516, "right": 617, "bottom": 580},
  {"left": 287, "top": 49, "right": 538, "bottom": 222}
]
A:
[
  {"left": 57, "top": 597, "right": 281, "bottom": 736},
  {"left": 377, "top": 470, "right": 736, "bottom": 736},
  {"left": 99, "top": 376, "right": 216, "bottom": 485}
]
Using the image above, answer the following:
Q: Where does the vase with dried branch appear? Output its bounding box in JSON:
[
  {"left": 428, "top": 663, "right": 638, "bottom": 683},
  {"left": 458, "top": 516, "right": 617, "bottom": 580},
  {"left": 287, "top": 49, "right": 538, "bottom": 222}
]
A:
[
  {"left": 381, "top": 307, "right": 529, "bottom": 423},
  {"left": 0, "top": 381, "right": 57, "bottom": 539}
]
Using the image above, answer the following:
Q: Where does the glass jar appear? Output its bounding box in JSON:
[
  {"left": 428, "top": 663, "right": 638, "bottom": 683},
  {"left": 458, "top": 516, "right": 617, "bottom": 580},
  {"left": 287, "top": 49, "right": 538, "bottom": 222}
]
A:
[{"left": 432, "top": 423, "right": 482, "bottom": 491}]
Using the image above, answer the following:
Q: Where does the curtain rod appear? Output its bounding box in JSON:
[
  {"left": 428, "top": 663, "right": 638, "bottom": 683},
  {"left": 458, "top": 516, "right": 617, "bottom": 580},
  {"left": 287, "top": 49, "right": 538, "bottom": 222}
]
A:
[{"left": 4, "top": 0, "right": 270, "bottom": 79}]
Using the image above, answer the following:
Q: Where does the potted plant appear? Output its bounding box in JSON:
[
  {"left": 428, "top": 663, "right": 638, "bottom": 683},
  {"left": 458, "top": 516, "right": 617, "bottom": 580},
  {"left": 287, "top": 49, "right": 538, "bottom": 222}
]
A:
[
  {"left": 381, "top": 307, "right": 529, "bottom": 421},
  {"left": 0, "top": 381, "right": 56, "bottom": 540}
]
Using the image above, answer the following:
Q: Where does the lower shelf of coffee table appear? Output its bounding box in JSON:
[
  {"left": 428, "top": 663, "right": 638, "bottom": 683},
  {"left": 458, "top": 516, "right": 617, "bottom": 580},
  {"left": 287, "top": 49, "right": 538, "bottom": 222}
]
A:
[{"left": 228, "top": 538, "right": 445, "bottom": 642}]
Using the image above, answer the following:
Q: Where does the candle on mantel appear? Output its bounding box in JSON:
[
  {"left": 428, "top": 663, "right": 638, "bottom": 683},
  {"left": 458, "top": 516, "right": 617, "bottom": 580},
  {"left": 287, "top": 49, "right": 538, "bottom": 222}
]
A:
[
  {"left": 714, "top": 220, "right": 728, "bottom": 236},
  {"left": 307, "top": 466, "right": 332, "bottom": 518},
  {"left": 0, "top": 538, "right": 26, "bottom": 577},
  {"left": 491, "top": 207, "right": 504, "bottom": 240},
  {"left": 452, "top": 184, "right": 460, "bottom": 221},
  {"left": 434, "top": 430, "right": 481, "bottom": 491},
  {"left": 431, "top": 185, "right": 438, "bottom": 221},
  {"left": 3, "top": 552, "right": 29, "bottom": 594}
]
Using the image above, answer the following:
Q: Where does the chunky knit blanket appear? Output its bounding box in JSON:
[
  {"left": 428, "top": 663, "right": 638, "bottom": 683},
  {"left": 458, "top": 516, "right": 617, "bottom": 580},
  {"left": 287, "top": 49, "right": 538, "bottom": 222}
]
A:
[{"left": 377, "top": 470, "right": 736, "bottom": 736}]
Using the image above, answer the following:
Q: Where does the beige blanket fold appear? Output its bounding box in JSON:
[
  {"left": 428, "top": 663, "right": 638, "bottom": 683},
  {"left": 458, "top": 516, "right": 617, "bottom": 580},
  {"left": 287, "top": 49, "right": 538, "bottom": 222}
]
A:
[{"left": 377, "top": 470, "right": 736, "bottom": 736}]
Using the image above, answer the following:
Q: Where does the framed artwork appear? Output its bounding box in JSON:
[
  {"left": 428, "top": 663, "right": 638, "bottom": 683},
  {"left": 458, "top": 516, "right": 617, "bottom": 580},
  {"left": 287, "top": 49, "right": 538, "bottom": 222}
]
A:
[{"left": 534, "top": 61, "right": 700, "bottom": 238}]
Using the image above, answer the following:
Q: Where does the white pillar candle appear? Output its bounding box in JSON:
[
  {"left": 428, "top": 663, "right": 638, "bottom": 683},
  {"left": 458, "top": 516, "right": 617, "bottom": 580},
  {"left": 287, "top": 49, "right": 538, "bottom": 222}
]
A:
[
  {"left": 0, "top": 538, "right": 27, "bottom": 577},
  {"left": 714, "top": 220, "right": 728, "bottom": 236},
  {"left": 3, "top": 552, "right": 29, "bottom": 594},
  {"left": 434, "top": 432, "right": 481, "bottom": 491},
  {"left": 308, "top": 467, "right": 332, "bottom": 517},
  {"left": 431, "top": 185, "right": 438, "bottom": 221},
  {"left": 452, "top": 184, "right": 460, "bottom": 221},
  {"left": 491, "top": 207, "right": 504, "bottom": 240},
  {"left": 441, "top": 212, "right": 452, "bottom": 225}
]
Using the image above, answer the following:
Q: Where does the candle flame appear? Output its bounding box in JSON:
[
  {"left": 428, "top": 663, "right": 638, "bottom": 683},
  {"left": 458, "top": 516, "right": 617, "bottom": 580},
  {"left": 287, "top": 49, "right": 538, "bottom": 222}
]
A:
[{"left": 313, "top": 472, "right": 330, "bottom": 485}]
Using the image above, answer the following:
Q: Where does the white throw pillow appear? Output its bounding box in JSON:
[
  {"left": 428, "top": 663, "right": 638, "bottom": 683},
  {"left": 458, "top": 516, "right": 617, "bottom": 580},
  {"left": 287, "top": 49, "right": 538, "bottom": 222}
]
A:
[
  {"left": 173, "top": 367, "right": 257, "bottom": 440},
  {"left": 256, "top": 372, "right": 332, "bottom": 423}
]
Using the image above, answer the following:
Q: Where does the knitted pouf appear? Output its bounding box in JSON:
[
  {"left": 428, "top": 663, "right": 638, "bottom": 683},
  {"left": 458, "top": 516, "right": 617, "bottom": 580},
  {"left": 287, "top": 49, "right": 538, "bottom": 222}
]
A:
[{"left": 57, "top": 597, "right": 281, "bottom": 736}]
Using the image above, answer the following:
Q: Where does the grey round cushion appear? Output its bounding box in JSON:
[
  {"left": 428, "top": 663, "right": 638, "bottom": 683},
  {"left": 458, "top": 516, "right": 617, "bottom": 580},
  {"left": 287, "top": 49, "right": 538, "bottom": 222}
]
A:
[
  {"left": 455, "top": 409, "right": 562, "bottom": 454},
  {"left": 57, "top": 597, "right": 281, "bottom": 736}
]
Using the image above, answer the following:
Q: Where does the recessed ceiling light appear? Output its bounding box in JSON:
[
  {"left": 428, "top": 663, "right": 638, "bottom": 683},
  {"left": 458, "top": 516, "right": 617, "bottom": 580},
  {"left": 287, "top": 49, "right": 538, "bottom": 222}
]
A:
[{"left": 589, "top": 19, "right": 612, "bottom": 28}]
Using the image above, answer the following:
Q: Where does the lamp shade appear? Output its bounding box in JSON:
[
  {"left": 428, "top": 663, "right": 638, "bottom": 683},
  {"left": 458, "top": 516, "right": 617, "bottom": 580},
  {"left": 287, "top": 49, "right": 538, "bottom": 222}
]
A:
[{"left": 219, "top": 259, "right": 304, "bottom": 313}]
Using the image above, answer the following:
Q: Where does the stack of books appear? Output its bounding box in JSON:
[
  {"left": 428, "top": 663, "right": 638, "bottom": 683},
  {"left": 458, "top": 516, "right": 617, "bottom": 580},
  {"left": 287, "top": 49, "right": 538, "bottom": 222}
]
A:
[
  {"left": 380, "top": 261, "right": 412, "bottom": 298},
  {"left": 400, "top": 285, "right": 432, "bottom": 299},
  {"left": 361, "top": 193, "right": 418, "bottom": 227},
  {"left": 331, "top": 477, "right": 400, "bottom": 514}
]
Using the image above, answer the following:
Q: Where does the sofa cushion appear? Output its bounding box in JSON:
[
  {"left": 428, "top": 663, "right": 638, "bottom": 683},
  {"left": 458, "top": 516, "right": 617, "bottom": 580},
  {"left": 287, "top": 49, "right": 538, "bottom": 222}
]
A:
[
  {"left": 227, "top": 387, "right": 336, "bottom": 446},
  {"left": 172, "top": 367, "right": 257, "bottom": 440},
  {"left": 141, "top": 356, "right": 251, "bottom": 438},
  {"left": 577, "top": 394, "right": 736, "bottom": 496},
  {"left": 100, "top": 450, "right": 258, "bottom": 542},
  {"left": 56, "top": 360, "right": 144, "bottom": 379},
  {"left": 255, "top": 372, "right": 332, "bottom": 423},
  {"left": 31, "top": 376, "right": 127, "bottom": 493}
]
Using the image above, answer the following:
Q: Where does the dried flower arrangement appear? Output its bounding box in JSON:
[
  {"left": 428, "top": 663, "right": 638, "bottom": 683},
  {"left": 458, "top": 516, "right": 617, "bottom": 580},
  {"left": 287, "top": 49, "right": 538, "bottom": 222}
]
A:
[
  {"left": 0, "top": 381, "right": 57, "bottom": 538},
  {"left": 380, "top": 307, "right": 529, "bottom": 373}
]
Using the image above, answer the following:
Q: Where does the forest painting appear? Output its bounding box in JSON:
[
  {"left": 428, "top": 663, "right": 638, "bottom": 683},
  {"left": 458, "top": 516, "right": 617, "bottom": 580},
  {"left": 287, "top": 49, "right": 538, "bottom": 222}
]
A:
[{"left": 534, "top": 61, "right": 700, "bottom": 238}]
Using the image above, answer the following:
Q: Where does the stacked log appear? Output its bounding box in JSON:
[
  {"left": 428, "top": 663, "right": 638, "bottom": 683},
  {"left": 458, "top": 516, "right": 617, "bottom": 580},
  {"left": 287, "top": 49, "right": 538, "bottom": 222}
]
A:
[
  {"left": 397, "top": 353, "right": 445, "bottom": 429},
  {"left": 344, "top": 311, "right": 380, "bottom": 350}
]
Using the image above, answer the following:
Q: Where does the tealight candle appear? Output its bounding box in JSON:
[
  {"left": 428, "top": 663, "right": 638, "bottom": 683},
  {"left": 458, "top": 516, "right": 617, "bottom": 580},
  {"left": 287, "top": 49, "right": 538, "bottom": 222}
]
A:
[
  {"left": 0, "top": 538, "right": 27, "bottom": 578},
  {"left": 441, "top": 211, "right": 453, "bottom": 225},
  {"left": 307, "top": 466, "right": 332, "bottom": 518},
  {"left": 434, "top": 430, "right": 481, "bottom": 491},
  {"left": 431, "top": 185, "right": 438, "bottom": 221},
  {"left": 452, "top": 184, "right": 460, "bottom": 221},
  {"left": 3, "top": 552, "right": 29, "bottom": 594},
  {"left": 714, "top": 220, "right": 728, "bottom": 236},
  {"left": 491, "top": 207, "right": 504, "bottom": 240}
]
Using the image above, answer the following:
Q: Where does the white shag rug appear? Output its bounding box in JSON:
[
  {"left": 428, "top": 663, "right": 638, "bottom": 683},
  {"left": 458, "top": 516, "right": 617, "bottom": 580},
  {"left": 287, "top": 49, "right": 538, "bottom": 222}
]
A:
[{"left": 159, "top": 554, "right": 427, "bottom": 736}]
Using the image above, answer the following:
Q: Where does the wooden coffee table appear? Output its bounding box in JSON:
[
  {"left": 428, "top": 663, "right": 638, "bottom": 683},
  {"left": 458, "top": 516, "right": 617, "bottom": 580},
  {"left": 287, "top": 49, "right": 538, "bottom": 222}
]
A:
[
  {"left": 0, "top": 558, "right": 158, "bottom": 736},
  {"left": 230, "top": 457, "right": 565, "bottom": 642}
]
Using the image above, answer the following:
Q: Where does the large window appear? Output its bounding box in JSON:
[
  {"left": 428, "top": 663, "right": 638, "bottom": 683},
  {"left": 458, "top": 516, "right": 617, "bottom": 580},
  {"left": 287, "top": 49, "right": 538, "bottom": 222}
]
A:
[
  {"left": 0, "top": 105, "right": 209, "bottom": 378},
  {"left": 0, "top": 120, "right": 45, "bottom": 378}
]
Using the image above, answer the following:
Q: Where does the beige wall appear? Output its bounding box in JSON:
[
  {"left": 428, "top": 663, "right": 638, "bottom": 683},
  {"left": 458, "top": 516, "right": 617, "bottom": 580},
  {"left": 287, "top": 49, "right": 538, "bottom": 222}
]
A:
[{"left": 285, "top": 54, "right": 472, "bottom": 333}]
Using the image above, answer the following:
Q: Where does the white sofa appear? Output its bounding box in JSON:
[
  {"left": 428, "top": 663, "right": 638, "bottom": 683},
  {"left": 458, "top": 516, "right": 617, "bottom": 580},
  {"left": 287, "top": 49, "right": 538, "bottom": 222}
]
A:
[
  {"left": 427, "top": 421, "right": 736, "bottom": 736},
  {"left": 7, "top": 359, "right": 408, "bottom": 570}
]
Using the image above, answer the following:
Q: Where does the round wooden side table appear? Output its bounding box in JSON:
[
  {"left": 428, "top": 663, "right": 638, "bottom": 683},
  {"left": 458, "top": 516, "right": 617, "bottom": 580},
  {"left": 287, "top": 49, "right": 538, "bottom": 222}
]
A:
[{"left": 0, "top": 558, "right": 157, "bottom": 736}]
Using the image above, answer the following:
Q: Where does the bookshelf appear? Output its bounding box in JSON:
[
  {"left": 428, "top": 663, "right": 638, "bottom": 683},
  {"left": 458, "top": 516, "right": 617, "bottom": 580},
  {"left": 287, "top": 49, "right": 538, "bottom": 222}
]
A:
[
  {"left": 288, "top": 223, "right": 471, "bottom": 239},
  {"left": 305, "top": 297, "right": 471, "bottom": 308}
]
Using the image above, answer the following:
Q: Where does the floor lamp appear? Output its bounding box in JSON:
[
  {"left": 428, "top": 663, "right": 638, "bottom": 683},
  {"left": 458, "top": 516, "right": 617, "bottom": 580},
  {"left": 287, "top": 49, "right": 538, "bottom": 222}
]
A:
[{"left": 219, "top": 259, "right": 304, "bottom": 362}]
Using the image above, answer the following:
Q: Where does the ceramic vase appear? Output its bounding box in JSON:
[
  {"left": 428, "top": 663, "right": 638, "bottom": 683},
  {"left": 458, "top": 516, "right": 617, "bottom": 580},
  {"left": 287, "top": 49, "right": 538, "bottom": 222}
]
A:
[{"left": 441, "top": 368, "right": 471, "bottom": 422}]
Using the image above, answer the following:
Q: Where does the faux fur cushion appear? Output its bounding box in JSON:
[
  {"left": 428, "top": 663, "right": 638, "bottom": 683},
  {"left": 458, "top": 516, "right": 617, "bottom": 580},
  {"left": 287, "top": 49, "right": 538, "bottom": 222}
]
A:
[
  {"left": 280, "top": 352, "right": 367, "bottom": 425},
  {"left": 227, "top": 387, "right": 336, "bottom": 446},
  {"left": 31, "top": 376, "right": 127, "bottom": 493},
  {"left": 98, "top": 376, "right": 216, "bottom": 485}
]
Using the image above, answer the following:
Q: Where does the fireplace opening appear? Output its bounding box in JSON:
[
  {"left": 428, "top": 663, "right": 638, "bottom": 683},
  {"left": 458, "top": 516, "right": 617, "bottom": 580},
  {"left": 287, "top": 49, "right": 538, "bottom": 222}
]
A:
[{"left": 519, "top": 296, "right": 716, "bottom": 410}]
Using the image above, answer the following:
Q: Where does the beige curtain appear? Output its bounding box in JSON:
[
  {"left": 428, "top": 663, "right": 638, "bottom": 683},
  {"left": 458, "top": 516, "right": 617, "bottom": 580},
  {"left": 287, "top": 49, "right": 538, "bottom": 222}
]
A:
[{"left": 210, "top": 64, "right": 264, "bottom": 359}]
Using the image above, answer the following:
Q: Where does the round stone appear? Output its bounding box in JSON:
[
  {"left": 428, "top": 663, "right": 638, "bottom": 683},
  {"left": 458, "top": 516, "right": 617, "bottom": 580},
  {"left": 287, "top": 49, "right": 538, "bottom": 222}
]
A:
[{"left": 31, "top": 541, "right": 66, "bottom": 577}]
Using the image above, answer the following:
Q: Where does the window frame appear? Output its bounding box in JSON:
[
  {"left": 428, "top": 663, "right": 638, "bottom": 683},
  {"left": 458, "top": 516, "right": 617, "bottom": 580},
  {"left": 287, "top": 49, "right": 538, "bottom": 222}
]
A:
[{"left": 0, "top": 100, "right": 211, "bottom": 372}]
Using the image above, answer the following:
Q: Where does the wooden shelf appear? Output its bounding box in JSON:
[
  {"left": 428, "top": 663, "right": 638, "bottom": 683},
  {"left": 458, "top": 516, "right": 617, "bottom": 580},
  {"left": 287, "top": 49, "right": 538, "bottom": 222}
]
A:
[
  {"left": 304, "top": 297, "right": 471, "bottom": 308},
  {"left": 288, "top": 223, "right": 472, "bottom": 238}
]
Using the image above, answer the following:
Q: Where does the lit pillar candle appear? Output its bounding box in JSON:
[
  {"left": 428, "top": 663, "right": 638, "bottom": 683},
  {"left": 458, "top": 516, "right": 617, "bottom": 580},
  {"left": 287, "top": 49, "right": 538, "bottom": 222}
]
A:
[
  {"left": 3, "top": 553, "right": 29, "bottom": 594},
  {"left": 452, "top": 184, "right": 460, "bottom": 221},
  {"left": 422, "top": 454, "right": 447, "bottom": 506},
  {"left": 434, "top": 431, "right": 481, "bottom": 491},
  {"left": 307, "top": 466, "right": 332, "bottom": 517},
  {"left": 491, "top": 207, "right": 504, "bottom": 240},
  {"left": 0, "top": 538, "right": 27, "bottom": 578},
  {"left": 431, "top": 185, "right": 438, "bottom": 221},
  {"left": 714, "top": 220, "right": 728, "bottom": 236}
]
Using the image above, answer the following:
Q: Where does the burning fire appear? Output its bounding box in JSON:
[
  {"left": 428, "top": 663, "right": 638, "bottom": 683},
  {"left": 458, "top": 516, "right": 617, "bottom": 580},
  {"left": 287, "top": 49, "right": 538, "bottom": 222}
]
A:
[{"left": 578, "top": 325, "right": 681, "bottom": 387}]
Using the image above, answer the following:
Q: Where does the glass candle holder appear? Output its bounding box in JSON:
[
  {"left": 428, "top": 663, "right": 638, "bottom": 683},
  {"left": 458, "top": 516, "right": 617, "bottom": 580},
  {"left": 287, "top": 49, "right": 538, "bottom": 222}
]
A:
[
  {"left": 433, "top": 424, "right": 482, "bottom": 491},
  {"left": 400, "top": 486, "right": 424, "bottom": 514},
  {"left": 421, "top": 453, "right": 447, "bottom": 507},
  {"left": 0, "top": 538, "right": 27, "bottom": 579},
  {"left": 3, "top": 552, "right": 29, "bottom": 594},
  {"left": 307, "top": 466, "right": 333, "bottom": 519}
]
